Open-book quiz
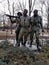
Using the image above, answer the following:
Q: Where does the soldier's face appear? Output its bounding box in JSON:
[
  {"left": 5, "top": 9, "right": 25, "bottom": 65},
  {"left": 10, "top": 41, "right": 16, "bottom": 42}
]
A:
[
  {"left": 23, "top": 10, "right": 27, "bottom": 15},
  {"left": 34, "top": 11, "right": 38, "bottom": 16}
]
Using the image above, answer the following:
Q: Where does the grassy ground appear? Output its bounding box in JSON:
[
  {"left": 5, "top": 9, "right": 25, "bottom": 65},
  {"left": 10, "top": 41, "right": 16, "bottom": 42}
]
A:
[{"left": 0, "top": 40, "right": 49, "bottom": 65}]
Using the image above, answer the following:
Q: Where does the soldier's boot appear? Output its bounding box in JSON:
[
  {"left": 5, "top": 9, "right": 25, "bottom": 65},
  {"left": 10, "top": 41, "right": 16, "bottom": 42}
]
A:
[
  {"left": 16, "top": 42, "right": 20, "bottom": 47},
  {"left": 15, "top": 39, "right": 20, "bottom": 47},
  {"left": 23, "top": 40, "right": 26, "bottom": 47},
  {"left": 29, "top": 34, "right": 33, "bottom": 47},
  {"left": 16, "top": 36, "right": 19, "bottom": 46},
  {"left": 17, "top": 43, "right": 20, "bottom": 47},
  {"left": 36, "top": 39, "right": 40, "bottom": 52},
  {"left": 29, "top": 41, "right": 32, "bottom": 47},
  {"left": 16, "top": 40, "right": 20, "bottom": 47}
]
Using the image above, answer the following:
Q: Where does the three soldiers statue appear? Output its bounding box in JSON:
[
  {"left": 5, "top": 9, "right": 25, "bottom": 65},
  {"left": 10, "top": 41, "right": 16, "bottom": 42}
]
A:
[{"left": 6, "top": 9, "right": 44, "bottom": 51}]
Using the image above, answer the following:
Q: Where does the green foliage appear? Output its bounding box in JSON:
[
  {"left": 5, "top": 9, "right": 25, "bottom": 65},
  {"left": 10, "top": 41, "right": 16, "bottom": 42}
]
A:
[
  {"left": 35, "top": 61, "right": 45, "bottom": 65},
  {"left": 0, "top": 40, "right": 13, "bottom": 49},
  {"left": 47, "top": 54, "right": 49, "bottom": 59},
  {"left": 0, "top": 41, "right": 49, "bottom": 65},
  {"left": 0, "top": 57, "right": 14, "bottom": 65}
]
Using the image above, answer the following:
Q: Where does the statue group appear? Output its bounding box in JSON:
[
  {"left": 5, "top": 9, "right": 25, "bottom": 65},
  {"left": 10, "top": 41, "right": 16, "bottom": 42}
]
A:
[{"left": 6, "top": 9, "right": 44, "bottom": 51}]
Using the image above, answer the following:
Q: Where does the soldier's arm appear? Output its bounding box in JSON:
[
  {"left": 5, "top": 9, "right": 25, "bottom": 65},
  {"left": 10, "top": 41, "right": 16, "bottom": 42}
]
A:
[
  {"left": 5, "top": 14, "right": 17, "bottom": 23},
  {"left": 40, "top": 17, "right": 44, "bottom": 32},
  {"left": 40, "top": 17, "right": 43, "bottom": 29}
]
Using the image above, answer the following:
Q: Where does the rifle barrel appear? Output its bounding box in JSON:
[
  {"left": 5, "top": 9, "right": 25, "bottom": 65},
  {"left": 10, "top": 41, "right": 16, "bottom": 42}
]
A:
[{"left": 5, "top": 14, "right": 17, "bottom": 18}]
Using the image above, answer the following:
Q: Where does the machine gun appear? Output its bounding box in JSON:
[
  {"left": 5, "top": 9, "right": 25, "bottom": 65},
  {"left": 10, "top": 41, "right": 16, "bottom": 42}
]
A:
[
  {"left": 5, "top": 14, "right": 21, "bottom": 34},
  {"left": 5, "top": 14, "right": 18, "bottom": 34},
  {"left": 5, "top": 14, "right": 18, "bottom": 23},
  {"left": 5, "top": 14, "right": 17, "bottom": 18}
]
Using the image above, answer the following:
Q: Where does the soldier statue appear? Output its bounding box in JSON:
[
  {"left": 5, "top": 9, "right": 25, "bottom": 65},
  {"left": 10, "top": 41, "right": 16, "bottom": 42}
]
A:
[
  {"left": 30, "top": 9, "right": 44, "bottom": 51},
  {"left": 18, "top": 9, "right": 30, "bottom": 47},
  {"left": 15, "top": 12, "right": 22, "bottom": 45},
  {"left": 5, "top": 12, "right": 22, "bottom": 46}
]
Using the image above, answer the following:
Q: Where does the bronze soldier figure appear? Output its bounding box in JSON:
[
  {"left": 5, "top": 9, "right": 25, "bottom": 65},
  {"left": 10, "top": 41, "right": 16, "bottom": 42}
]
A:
[
  {"left": 5, "top": 12, "right": 22, "bottom": 46},
  {"left": 18, "top": 9, "right": 30, "bottom": 46},
  {"left": 30, "top": 9, "right": 44, "bottom": 51}
]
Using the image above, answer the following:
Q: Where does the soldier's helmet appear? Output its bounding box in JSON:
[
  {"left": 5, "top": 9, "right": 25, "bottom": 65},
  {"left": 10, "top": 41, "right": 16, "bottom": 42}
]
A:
[
  {"left": 34, "top": 9, "right": 38, "bottom": 13},
  {"left": 17, "top": 12, "right": 22, "bottom": 16},
  {"left": 23, "top": 9, "right": 28, "bottom": 13}
]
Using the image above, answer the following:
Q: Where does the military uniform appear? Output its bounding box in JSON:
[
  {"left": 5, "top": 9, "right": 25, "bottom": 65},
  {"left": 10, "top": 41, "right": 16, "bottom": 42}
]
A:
[
  {"left": 15, "top": 17, "right": 21, "bottom": 44},
  {"left": 5, "top": 12, "right": 22, "bottom": 46},
  {"left": 30, "top": 15, "right": 42, "bottom": 50},
  {"left": 18, "top": 15, "right": 30, "bottom": 46}
]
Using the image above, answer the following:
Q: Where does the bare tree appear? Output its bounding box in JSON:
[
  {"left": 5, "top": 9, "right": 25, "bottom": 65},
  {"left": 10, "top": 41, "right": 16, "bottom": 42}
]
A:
[
  {"left": 0, "top": 0, "right": 48, "bottom": 33},
  {"left": 47, "top": 2, "right": 49, "bottom": 32},
  {"left": 7, "top": 0, "right": 13, "bottom": 34},
  {"left": 7, "top": 0, "right": 11, "bottom": 15}
]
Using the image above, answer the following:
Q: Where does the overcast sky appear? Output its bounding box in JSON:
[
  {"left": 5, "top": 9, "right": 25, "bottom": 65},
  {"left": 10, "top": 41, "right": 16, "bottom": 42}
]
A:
[{"left": 0, "top": 0, "right": 49, "bottom": 26}]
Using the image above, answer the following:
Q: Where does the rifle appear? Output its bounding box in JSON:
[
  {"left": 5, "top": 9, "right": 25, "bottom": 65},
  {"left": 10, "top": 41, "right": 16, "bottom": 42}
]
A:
[
  {"left": 5, "top": 14, "right": 17, "bottom": 34},
  {"left": 5, "top": 14, "right": 17, "bottom": 18},
  {"left": 5, "top": 14, "right": 21, "bottom": 34}
]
